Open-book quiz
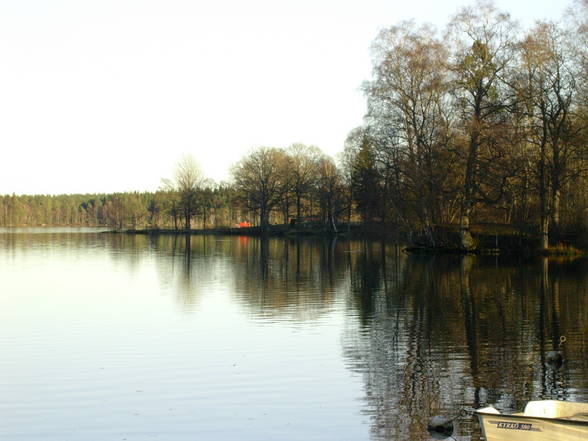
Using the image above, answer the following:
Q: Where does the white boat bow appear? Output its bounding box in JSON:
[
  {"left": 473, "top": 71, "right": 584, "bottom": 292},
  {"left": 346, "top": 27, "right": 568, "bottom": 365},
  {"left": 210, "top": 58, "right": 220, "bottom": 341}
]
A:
[{"left": 476, "top": 400, "right": 588, "bottom": 441}]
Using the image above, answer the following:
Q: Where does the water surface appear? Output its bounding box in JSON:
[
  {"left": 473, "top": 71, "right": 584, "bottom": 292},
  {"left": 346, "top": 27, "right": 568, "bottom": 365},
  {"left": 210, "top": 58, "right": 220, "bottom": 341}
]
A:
[{"left": 1, "top": 230, "right": 587, "bottom": 440}]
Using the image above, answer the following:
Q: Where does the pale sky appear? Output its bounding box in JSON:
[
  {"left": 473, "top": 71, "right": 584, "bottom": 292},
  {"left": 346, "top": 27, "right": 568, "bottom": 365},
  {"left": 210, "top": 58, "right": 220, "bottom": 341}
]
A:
[{"left": 0, "top": 0, "right": 571, "bottom": 195}]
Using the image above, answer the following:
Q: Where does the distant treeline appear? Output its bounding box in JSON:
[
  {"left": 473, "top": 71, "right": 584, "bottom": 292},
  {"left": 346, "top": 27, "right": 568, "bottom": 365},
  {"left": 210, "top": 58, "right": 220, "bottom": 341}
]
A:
[
  {"left": 3, "top": 1, "right": 588, "bottom": 251},
  {"left": 0, "top": 188, "right": 242, "bottom": 230}
]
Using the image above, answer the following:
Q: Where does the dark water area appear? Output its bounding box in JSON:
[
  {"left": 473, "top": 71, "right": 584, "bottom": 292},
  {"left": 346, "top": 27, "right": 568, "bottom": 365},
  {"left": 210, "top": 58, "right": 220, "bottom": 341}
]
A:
[{"left": 0, "top": 229, "right": 587, "bottom": 440}]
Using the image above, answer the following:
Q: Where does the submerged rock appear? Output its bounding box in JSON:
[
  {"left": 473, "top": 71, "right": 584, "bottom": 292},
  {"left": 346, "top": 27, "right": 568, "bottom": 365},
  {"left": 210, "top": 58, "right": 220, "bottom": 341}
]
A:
[
  {"left": 546, "top": 350, "right": 564, "bottom": 369},
  {"left": 427, "top": 415, "right": 454, "bottom": 439}
]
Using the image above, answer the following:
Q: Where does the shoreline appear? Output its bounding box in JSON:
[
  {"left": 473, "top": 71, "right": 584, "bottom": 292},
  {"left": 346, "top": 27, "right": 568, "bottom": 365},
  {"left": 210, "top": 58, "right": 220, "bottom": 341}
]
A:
[{"left": 107, "top": 225, "right": 587, "bottom": 257}]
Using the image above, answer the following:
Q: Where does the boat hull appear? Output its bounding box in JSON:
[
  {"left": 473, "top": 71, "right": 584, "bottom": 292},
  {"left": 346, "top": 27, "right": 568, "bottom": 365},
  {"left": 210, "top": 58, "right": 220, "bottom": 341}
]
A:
[{"left": 477, "top": 412, "right": 588, "bottom": 441}]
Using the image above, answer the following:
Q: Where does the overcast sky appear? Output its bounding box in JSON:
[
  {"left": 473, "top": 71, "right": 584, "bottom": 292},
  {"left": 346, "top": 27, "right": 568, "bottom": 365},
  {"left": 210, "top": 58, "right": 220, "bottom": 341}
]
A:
[{"left": 0, "top": 0, "right": 572, "bottom": 195}]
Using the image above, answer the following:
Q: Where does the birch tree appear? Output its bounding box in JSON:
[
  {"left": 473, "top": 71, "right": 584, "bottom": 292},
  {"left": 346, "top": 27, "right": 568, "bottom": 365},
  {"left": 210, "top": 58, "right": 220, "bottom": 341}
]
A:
[{"left": 448, "top": 0, "right": 518, "bottom": 249}]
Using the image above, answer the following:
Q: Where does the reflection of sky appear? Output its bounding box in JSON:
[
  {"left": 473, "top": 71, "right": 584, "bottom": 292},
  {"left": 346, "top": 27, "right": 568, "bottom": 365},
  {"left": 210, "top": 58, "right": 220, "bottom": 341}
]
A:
[{"left": 0, "top": 232, "right": 365, "bottom": 441}]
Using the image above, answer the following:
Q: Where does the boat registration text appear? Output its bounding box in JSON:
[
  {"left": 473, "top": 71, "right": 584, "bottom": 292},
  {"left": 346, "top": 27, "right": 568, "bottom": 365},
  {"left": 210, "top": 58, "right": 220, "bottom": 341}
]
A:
[{"left": 489, "top": 421, "right": 540, "bottom": 431}]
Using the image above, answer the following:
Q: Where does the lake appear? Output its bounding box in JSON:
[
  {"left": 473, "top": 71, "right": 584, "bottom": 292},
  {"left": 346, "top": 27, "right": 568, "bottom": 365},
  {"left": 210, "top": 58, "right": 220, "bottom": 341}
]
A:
[{"left": 1, "top": 229, "right": 587, "bottom": 440}]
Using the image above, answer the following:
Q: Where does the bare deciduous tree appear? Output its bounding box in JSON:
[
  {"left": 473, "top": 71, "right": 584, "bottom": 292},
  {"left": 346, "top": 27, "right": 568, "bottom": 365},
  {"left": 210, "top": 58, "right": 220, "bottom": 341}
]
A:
[
  {"left": 231, "top": 147, "right": 291, "bottom": 231},
  {"left": 163, "top": 155, "right": 206, "bottom": 230},
  {"left": 366, "top": 21, "right": 455, "bottom": 244},
  {"left": 447, "top": 0, "right": 518, "bottom": 249},
  {"left": 286, "top": 143, "right": 322, "bottom": 221}
]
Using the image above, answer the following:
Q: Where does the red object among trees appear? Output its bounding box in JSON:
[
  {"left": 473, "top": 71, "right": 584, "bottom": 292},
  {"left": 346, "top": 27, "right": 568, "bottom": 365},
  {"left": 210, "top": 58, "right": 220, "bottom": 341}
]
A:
[{"left": 239, "top": 222, "right": 251, "bottom": 228}]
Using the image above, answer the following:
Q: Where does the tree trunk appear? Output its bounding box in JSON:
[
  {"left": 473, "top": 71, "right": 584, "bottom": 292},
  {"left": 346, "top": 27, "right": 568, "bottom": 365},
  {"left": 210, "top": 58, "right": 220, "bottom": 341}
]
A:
[
  {"left": 540, "top": 216, "right": 549, "bottom": 251},
  {"left": 460, "top": 125, "right": 479, "bottom": 251},
  {"left": 459, "top": 207, "right": 475, "bottom": 250},
  {"left": 329, "top": 202, "right": 338, "bottom": 233},
  {"left": 539, "top": 139, "right": 549, "bottom": 251},
  {"left": 551, "top": 187, "right": 561, "bottom": 242},
  {"left": 260, "top": 205, "right": 270, "bottom": 231}
]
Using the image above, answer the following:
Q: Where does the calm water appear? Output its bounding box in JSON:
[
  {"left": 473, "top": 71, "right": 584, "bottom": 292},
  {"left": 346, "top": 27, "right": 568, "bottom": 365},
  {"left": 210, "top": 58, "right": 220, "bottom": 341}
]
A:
[{"left": 1, "top": 229, "right": 587, "bottom": 441}]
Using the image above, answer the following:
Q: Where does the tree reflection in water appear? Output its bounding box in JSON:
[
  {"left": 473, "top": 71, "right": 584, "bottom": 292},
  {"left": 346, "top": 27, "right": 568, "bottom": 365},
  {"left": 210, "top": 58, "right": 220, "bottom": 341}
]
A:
[{"left": 341, "top": 245, "right": 588, "bottom": 441}]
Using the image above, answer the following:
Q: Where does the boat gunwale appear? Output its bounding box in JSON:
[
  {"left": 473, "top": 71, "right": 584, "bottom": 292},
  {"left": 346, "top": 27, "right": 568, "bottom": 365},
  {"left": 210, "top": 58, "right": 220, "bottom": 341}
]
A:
[{"left": 476, "top": 410, "right": 588, "bottom": 426}]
